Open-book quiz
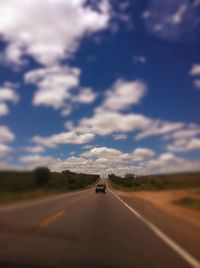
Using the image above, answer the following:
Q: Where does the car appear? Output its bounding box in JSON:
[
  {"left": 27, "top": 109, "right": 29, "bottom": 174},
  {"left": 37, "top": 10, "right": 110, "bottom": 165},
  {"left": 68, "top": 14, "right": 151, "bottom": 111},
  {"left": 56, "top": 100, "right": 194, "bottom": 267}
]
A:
[{"left": 95, "top": 183, "right": 106, "bottom": 193}]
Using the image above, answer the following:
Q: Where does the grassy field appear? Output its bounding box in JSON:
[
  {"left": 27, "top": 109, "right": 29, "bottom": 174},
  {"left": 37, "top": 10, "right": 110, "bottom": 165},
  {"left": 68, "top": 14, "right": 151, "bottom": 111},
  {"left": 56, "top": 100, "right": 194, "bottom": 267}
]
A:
[
  {"left": 0, "top": 189, "right": 65, "bottom": 205},
  {"left": 0, "top": 169, "right": 99, "bottom": 205},
  {"left": 175, "top": 197, "right": 200, "bottom": 211},
  {"left": 108, "top": 172, "right": 200, "bottom": 191}
]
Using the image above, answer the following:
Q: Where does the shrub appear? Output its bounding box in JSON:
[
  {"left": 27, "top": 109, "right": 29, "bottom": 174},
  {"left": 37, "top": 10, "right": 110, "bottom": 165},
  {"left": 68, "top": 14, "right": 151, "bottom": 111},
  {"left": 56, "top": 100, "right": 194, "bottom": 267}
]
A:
[{"left": 34, "top": 167, "right": 50, "bottom": 187}]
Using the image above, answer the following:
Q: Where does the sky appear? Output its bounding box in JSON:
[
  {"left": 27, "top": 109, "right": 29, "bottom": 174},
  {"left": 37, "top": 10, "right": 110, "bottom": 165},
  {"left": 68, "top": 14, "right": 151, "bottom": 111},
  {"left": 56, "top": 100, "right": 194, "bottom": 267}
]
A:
[{"left": 0, "top": 0, "right": 200, "bottom": 177}]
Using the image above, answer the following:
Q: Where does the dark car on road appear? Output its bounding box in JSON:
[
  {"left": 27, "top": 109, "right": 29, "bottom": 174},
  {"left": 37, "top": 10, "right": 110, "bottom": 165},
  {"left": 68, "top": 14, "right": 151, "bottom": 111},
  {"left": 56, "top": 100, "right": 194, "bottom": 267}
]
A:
[{"left": 95, "top": 183, "right": 106, "bottom": 193}]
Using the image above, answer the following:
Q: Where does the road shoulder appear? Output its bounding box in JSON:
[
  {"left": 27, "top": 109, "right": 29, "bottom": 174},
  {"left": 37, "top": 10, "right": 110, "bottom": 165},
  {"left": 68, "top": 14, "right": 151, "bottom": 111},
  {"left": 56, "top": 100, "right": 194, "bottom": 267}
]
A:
[{"left": 108, "top": 183, "right": 200, "bottom": 261}]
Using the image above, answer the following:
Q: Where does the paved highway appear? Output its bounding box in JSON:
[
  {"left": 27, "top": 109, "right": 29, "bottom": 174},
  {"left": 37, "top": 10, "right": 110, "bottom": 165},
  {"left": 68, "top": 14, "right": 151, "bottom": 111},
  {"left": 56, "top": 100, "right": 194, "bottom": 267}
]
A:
[{"left": 0, "top": 182, "right": 199, "bottom": 268}]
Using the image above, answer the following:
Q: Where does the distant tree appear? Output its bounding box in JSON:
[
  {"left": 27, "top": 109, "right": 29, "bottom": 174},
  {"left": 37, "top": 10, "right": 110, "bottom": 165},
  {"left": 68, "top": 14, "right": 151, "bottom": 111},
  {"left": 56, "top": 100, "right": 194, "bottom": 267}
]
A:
[
  {"left": 125, "top": 174, "right": 135, "bottom": 179},
  {"left": 34, "top": 167, "right": 50, "bottom": 187},
  {"left": 62, "top": 170, "right": 71, "bottom": 174}
]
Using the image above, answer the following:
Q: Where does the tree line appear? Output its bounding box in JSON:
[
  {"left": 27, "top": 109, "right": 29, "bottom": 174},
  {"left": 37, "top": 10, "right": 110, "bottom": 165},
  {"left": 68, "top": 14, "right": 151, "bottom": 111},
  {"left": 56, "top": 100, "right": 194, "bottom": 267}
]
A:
[{"left": 0, "top": 167, "right": 100, "bottom": 192}]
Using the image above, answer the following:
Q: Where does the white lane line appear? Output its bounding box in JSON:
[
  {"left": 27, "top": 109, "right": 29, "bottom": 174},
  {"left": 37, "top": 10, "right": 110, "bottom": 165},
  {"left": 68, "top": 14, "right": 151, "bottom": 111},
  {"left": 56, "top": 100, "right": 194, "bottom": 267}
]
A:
[{"left": 109, "top": 188, "right": 200, "bottom": 268}]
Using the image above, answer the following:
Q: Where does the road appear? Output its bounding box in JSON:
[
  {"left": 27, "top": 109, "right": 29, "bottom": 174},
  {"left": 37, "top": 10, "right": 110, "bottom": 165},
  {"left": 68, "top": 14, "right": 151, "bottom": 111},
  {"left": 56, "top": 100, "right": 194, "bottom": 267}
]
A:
[{"left": 0, "top": 182, "right": 199, "bottom": 268}]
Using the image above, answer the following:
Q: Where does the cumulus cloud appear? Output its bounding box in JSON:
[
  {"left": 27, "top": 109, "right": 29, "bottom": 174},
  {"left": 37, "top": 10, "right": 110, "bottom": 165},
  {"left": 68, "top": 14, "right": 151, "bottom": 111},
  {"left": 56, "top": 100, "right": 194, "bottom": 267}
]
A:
[
  {"left": 0, "top": 82, "right": 19, "bottom": 116},
  {"left": 190, "top": 64, "right": 200, "bottom": 76},
  {"left": 112, "top": 134, "right": 127, "bottom": 140},
  {"left": 0, "top": 143, "right": 12, "bottom": 156},
  {"left": 81, "top": 146, "right": 154, "bottom": 164},
  {"left": 190, "top": 64, "right": 200, "bottom": 89},
  {"left": 25, "top": 65, "right": 80, "bottom": 108},
  {"left": 193, "top": 79, "right": 200, "bottom": 89},
  {"left": 143, "top": 0, "right": 200, "bottom": 42},
  {"left": 0, "top": 126, "right": 15, "bottom": 157},
  {"left": 52, "top": 147, "right": 198, "bottom": 176},
  {"left": 68, "top": 79, "right": 148, "bottom": 137},
  {"left": 0, "top": 125, "right": 15, "bottom": 143},
  {"left": 81, "top": 147, "right": 122, "bottom": 158},
  {"left": 25, "top": 65, "right": 96, "bottom": 114},
  {"left": 72, "top": 88, "right": 97, "bottom": 104},
  {"left": 127, "top": 148, "right": 155, "bottom": 161},
  {"left": 101, "top": 79, "right": 147, "bottom": 111},
  {"left": 146, "top": 152, "right": 200, "bottom": 174},
  {"left": 164, "top": 123, "right": 200, "bottom": 140},
  {"left": 135, "top": 120, "right": 183, "bottom": 140},
  {"left": 163, "top": 123, "right": 200, "bottom": 152},
  {"left": 0, "top": 0, "right": 111, "bottom": 66},
  {"left": 132, "top": 55, "right": 147, "bottom": 64},
  {"left": 32, "top": 131, "right": 95, "bottom": 148},
  {"left": 20, "top": 155, "right": 55, "bottom": 169},
  {"left": 24, "top": 145, "right": 45, "bottom": 154},
  {"left": 50, "top": 146, "right": 155, "bottom": 176},
  {"left": 16, "top": 145, "right": 199, "bottom": 176},
  {"left": 0, "top": 103, "right": 9, "bottom": 116},
  {"left": 167, "top": 138, "right": 200, "bottom": 152},
  {"left": 71, "top": 110, "right": 151, "bottom": 136}
]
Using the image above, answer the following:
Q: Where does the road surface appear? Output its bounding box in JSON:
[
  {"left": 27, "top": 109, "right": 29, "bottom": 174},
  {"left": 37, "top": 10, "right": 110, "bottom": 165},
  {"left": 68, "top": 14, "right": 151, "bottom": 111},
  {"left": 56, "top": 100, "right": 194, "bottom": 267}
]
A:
[{"left": 0, "top": 182, "right": 199, "bottom": 268}]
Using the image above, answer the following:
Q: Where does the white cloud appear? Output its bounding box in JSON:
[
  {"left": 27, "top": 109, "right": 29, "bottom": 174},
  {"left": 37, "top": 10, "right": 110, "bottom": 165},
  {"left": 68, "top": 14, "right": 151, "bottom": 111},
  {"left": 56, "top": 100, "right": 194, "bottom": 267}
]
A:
[
  {"left": 60, "top": 106, "right": 72, "bottom": 117},
  {"left": 135, "top": 120, "right": 183, "bottom": 140},
  {"left": 143, "top": 1, "right": 199, "bottom": 42},
  {"left": 0, "top": 0, "right": 111, "bottom": 66},
  {"left": 0, "top": 143, "right": 12, "bottom": 155},
  {"left": 81, "top": 146, "right": 154, "bottom": 164},
  {"left": 49, "top": 146, "right": 154, "bottom": 176},
  {"left": 128, "top": 148, "right": 155, "bottom": 161},
  {"left": 167, "top": 138, "right": 200, "bottom": 152},
  {"left": 25, "top": 65, "right": 96, "bottom": 114},
  {"left": 189, "top": 64, "right": 200, "bottom": 90},
  {"left": 0, "top": 126, "right": 14, "bottom": 157},
  {"left": 164, "top": 123, "right": 200, "bottom": 140},
  {"left": 72, "top": 110, "right": 151, "bottom": 136},
  {"left": 170, "top": 4, "right": 187, "bottom": 25},
  {"left": 25, "top": 65, "right": 80, "bottom": 109},
  {"left": 15, "top": 145, "right": 199, "bottom": 176},
  {"left": 20, "top": 155, "right": 55, "bottom": 168},
  {"left": 72, "top": 87, "right": 97, "bottom": 104},
  {"left": 32, "top": 131, "right": 95, "bottom": 148},
  {"left": 0, "top": 82, "right": 19, "bottom": 116},
  {"left": 0, "top": 103, "right": 9, "bottom": 116},
  {"left": 82, "top": 144, "right": 95, "bottom": 150},
  {"left": 190, "top": 64, "right": 200, "bottom": 76},
  {"left": 50, "top": 151, "right": 198, "bottom": 175},
  {"left": 101, "top": 79, "right": 147, "bottom": 111},
  {"left": 0, "top": 85, "right": 19, "bottom": 103},
  {"left": 142, "top": 10, "right": 150, "bottom": 19},
  {"left": 132, "top": 55, "right": 147, "bottom": 64},
  {"left": 146, "top": 153, "right": 200, "bottom": 174},
  {"left": 113, "top": 134, "right": 127, "bottom": 140},
  {"left": 81, "top": 147, "right": 122, "bottom": 158},
  {"left": 164, "top": 124, "right": 200, "bottom": 152},
  {"left": 0, "top": 125, "right": 15, "bottom": 143},
  {"left": 25, "top": 145, "right": 45, "bottom": 154},
  {"left": 193, "top": 79, "right": 200, "bottom": 89}
]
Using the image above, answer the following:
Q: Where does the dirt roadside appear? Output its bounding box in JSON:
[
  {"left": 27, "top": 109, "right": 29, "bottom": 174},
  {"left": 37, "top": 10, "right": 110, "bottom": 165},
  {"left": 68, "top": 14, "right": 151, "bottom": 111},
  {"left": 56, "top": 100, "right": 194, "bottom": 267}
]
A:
[{"left": 116, "top": 188, "right": 200, "bottom": 228}]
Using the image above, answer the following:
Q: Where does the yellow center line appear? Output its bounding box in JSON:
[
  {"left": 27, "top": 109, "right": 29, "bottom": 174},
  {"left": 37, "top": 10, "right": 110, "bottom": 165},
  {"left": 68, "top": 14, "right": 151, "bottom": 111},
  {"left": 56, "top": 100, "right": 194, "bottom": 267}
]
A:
[{"left": 40, "top": 210, "right": 65, "bottom": 228}]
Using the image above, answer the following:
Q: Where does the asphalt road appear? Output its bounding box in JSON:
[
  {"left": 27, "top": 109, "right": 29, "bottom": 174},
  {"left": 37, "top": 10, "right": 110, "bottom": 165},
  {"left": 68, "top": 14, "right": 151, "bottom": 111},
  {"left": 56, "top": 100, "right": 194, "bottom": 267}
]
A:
[{"left": 0, "top": 182, "right": 199, "bottom": 268}]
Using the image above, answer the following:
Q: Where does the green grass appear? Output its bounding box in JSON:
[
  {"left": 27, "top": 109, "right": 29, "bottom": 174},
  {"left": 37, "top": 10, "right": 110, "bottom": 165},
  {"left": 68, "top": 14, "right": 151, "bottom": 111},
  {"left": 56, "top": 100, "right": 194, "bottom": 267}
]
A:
[
  {"left": 0, "top": 169, "right": 99, "bottom": 205},
  {"left": 109, "top": 172, "right": 200, "bottom": 192},
  {"left": 0, "top": 189, "right": 64, "bottom": 205},
  {"left": 175, "top": 197, "right": 200, "bottom": 210}
]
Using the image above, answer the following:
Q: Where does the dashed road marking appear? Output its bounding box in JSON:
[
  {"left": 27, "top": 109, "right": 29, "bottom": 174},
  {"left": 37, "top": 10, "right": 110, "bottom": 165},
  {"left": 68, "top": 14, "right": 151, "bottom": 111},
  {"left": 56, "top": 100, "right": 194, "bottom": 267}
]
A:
[{"left": 40, "top": 210, "right": 65, "bottom": 227}]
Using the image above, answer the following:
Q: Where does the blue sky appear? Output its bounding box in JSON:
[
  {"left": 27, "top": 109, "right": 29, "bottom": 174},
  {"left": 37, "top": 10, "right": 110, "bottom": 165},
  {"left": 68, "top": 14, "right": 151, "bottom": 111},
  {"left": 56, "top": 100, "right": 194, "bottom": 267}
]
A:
[{"left": 0, "top": 0, "right": 200, "bottom": 176}]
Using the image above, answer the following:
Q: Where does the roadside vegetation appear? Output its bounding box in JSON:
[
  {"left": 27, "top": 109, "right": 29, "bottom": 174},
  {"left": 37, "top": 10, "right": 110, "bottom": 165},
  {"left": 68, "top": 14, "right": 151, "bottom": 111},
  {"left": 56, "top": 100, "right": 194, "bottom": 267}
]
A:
[
  {"left": 175, "top": 197, "right": 200, "bottom": 211},
  {"left": 108, "top": 172, "right": 200, "bottom": 191},
  {"left": 0, "top": 168, "right": 99, "bottom": 205}
]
